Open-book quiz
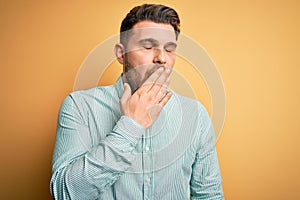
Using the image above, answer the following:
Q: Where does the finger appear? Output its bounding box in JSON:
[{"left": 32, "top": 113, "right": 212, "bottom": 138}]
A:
[
  {"left": 155, "top": 77, "right": 170, "bottom": 101},
  {"left": 120, "top": 83, "right": 132, "bottom": 105},
  {"left": 149, "top": 68, "right": 171, "bottom": 95},
  {"left": 139, "top": 67, "right": 164, "bottom": 92},
  {"left": 159, "top": 91, "right": 172, "bottom": 107}
]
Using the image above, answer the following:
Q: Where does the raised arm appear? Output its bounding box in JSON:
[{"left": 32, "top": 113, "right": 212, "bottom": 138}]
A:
[{"left": 50, "top": 94, "right": 145, "bottom": 199}]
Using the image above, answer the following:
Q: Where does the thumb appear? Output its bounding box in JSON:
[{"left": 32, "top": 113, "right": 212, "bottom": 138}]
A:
[{"left": 121, "top": 83, "right": 132, "bottom": 103}]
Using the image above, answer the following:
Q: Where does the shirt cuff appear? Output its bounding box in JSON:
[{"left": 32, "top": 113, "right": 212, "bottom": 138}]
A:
[{"left": 108, "top": 115, "right": 145, "bottom": 152}]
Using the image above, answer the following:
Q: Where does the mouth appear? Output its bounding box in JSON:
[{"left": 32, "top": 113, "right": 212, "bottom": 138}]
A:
[
  {"left": 142, "top": 64, "right": 166, "bottom": 84},
  {"left": 124, "top": 64, "right": 167, "bottom": 94}
]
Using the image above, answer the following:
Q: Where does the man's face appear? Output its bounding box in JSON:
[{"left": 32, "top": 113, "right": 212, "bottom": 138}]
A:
[{"left": 118, "top": 21, "right": 177, "bottom": 93}]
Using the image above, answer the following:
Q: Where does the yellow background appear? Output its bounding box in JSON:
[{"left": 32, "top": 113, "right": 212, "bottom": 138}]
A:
[{"left": 1, "top": 0, "right": 299, "bottom": 199}]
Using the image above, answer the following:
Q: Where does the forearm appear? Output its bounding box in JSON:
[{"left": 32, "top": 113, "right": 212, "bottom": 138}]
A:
[
  {"left": 50, "top": 141, "right": 133, "bottom": 199},
  {"left": 190, "top": 149, "right": 224, "bottom": 200},
  {"left": 50, "top": 115, "right": 144, "bottom": 199}
]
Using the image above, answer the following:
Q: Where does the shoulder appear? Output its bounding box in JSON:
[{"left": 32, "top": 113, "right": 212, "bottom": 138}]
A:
[
  {"left": 69, "top": 85, "right": 116, "bottom": 100},
  {"left": 171, "top": 91, "right": 209, "bottom": 117},
  {"left": 170, "top": 91, "right": 212, "bottom": 131},
  {"left": 65, "top": 84, "right": 120, "bottom": 104},
  {"left": 59, "top": 85, "right": 119, "bottom": 113}
]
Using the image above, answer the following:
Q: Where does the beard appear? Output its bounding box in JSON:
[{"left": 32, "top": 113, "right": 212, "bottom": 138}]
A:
[{"left": 123, "top": 59, "right": 164, "bottom": 94}]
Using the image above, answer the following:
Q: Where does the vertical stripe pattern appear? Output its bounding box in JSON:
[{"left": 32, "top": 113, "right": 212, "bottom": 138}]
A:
[{"left": 50, "top": 76, "right": 224, "bottom": 200}]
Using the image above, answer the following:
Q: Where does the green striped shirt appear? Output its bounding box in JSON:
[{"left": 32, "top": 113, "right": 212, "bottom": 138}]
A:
[{"left": 50, "top": 76, "right": 224, "bottom": 199}]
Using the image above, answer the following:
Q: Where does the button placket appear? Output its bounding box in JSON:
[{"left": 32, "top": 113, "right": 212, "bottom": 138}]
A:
[
  {"left": 143, "top": 130, "right": 153, "bottom": 199},
  {"left": 145, "top": 145, "right": 150, "bottom": 152}
]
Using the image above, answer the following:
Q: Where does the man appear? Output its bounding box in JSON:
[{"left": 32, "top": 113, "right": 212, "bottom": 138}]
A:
[{"left": 50, "top": 4, "right": 224, "bottom": 200}]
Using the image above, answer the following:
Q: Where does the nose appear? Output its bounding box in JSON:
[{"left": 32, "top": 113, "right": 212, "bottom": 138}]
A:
[{"left": 153, "top": 48, "right": 166, "bottom": 65}]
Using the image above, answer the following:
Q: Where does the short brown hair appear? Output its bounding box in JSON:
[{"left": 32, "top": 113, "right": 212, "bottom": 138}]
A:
[{"left": 120, "top": 4, "right": 180, "bottom": 45}]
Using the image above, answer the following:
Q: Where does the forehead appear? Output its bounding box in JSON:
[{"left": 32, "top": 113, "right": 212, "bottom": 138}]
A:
[{"left": 129, "top": 21, "right": 177, "bottom": 43}]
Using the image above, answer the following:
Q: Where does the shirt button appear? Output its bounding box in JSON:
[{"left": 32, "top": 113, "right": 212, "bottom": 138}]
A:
[
  {"left": 145, "top": 177, "right": 151, "bottom": 183},
  {"left": 145, "top": 146, "right": 150, "bottom": 151}
]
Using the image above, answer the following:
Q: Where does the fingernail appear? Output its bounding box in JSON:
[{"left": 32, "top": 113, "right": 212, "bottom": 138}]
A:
[
  {"left": 158, "top": 67, "right": 164, "bottom": 72},
  {"left": 166, "top": 68, "right": 171, "bottom": 74}
]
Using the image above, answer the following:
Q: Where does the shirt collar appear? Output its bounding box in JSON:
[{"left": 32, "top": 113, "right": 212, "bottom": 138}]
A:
[{"left": 115, "top": 75, "right": 124, "bottom": 99}]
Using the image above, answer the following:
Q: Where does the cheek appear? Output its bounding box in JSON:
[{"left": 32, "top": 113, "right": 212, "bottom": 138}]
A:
[
  {"left": 128, "top": 51, "right": 154, "bottom": 66},
  {"left": 167, "top": 54, "right": 176, "bottom": 68}
]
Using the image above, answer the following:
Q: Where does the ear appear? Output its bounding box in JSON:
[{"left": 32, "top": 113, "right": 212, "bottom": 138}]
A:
[{"left": 114, "top": 43, "right": 125, "bottom": 64}]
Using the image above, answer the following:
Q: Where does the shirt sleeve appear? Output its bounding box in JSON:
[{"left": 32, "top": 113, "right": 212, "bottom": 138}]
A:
[
  {"left": 190, "top": 105, "right": 224, "bottom": 200},
  {"left": 50, "top": 94, "right": 145, "bottom": 200}
]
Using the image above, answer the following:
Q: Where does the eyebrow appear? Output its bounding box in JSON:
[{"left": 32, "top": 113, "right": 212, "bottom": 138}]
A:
[
  {"left": 164, "top": 42, "right": 177, "bottom": 48},
  {"left": 138, "top": 38, "right": 159, "bottom": 46}
]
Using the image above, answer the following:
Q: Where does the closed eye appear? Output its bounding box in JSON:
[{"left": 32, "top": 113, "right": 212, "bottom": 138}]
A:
[
  {"left": 164, "top": 43, "right": 177, "bottom": 52},
  {"left": 139, "top": 38, "right": 158, "bottom": 50},
  {"left": 143, "top": 44, "right": 153, "bottom": 49}
]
